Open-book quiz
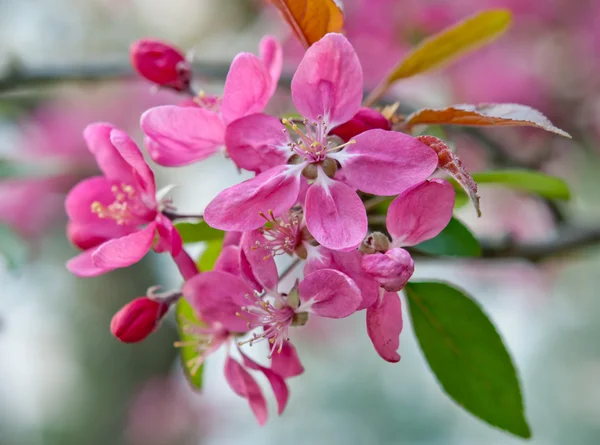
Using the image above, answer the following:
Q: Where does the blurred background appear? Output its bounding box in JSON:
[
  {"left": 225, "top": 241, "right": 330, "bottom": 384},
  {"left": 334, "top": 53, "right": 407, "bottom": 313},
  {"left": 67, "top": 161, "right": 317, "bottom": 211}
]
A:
[{"left": 1, "top": 0, "right": 599, "bottom": 444}]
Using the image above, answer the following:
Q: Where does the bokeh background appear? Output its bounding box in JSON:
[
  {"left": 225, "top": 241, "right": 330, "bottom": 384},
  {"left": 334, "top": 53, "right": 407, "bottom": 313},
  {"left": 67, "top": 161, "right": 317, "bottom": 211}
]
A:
[{"left": 1, "top": 0, "right": 599, "bottom": 444}]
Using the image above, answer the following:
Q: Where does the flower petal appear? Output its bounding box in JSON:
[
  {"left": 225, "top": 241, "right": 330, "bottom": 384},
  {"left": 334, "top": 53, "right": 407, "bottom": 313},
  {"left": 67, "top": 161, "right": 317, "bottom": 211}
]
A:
[
  {"left": 91, "top": 223, "right": 157, "bottom": 271},
  {"left": 361, "top": 248, "right": 414, "bottom": 292},
  {"left": 203, "top": 165, "right": 302, "bottom": 232},
  {"left": 221, "top": 53, "right": 272, "bottom": 125},
  {"left": 304, "top": 247, "right": 379, "bottom": 310},
  {"left": 304, "top": 174, "right": 367, "bottom": 250},
  {"left": 182, "top": 270, "right": 253, "bottom": 333},
  {"left": 271, "top": 341, "right": 304, "bottom": 378},
  {"left": 225, "top": 114, "right": 290, "bottom": 173},
  {"left": 214, "top": 245, "right": 242, "bottom": 276},
  {"left": 387, "top": 179, "right": 455, "bottom": 246},
  {"left": 154, "top": 214, "right": 183, "bottom": 256},
  {"left": 240, "top": 230, "right": 279, "bottom": 291},
  {"left": 66, "top": 249, "right": 107, "bottom": 277},
  {"left": 291, "top": 33, "right": 363, "bottom": 128},
  {"left": 259, "top": 35, "right": 283, "bottom": 96},
  {"left": 224, "top": 356, "right": 268, "bottom": 425},
  {"left": 84, "top": 123, "right": 134, "bottom": 182},
  {"left": 241, "top": 351, "right": 289, "bottom": 416},
  {"left": 331, "top": 129, "right": 439, "bottom": 195},
  {"left": 366, "top": 291, "right": 403, "bottom": 363},
  {"left": 298, "top": 269, "right": 361, "bottom": 318},
  {"left": 140, "top": 105, "right": 225, "bottom": 166},
  {"left": 109, "top": 128, "right": 156, "bottom": 197}
]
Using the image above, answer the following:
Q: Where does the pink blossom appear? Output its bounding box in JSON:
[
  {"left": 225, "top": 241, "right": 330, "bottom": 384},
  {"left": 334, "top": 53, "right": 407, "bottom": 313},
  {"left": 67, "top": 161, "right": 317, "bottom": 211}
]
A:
[
  {"left": 140, "top": 36, "right": 282, "bottom": 167},
  {"left": 205, "top": 33, "right": 438, "bottom": 250},
  {"left": 65, "top": 123, "right": 182, "bottom": 277}
]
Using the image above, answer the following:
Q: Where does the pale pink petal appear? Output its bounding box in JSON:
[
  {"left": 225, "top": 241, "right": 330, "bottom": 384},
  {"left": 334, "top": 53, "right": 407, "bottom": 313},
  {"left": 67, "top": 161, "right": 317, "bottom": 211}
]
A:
[
  {"left": 66, "top": 249, "right": 107, "bottom": 277},
  {"left": 240, "top": 230, "right": 278, "bottom": 291},
  {"left": 109, "top": 129, "right": 156, "bottom": 197},
  {"left": 259, "top": 35, "right": 283, "bottom": 96},
  {"left": 291, "top": 33, "right": 363, "bottom": 128},
  {"left": 331, "top": 129, "right": 439, "bottom": 195},
  {"left": 387, "top": 179, "right": 455, "bottom": 246},
  {"left": 304, "top": 174, "right": 367, "bottom": 250},
  {"left": 224, "top": 356, "right": 268, "bottom": 425},
  {"left": 366, "top": 291, "right": 403, "bottom": 363},
  {"left": 298, "top": 269, "right": 361, "bottom": 318},
  {"left": 221, "top": 53, "right": 272, "bottom": 125},
  {"left": 91, "top": 223, "right": 157, "bottom": 271},
  {"left": 214, "top": 245, "right": 242, "bottom": 276},
  {"left": 241, "top": 351, "right": 289, "bottom": 415},
  {"left": 182, "top": 270, "right": 253, "bottom": 333},
  {"left": 225, "top": 114, "right": 290, "bottom": 173},
  {"left": 361, "top": 248, "right": 414, "bottom": 292},
  {"left": 84, "top": 123, "right": 133, "bottom": 182},
  {"left": 271, "top": 342, "right": 304, "bottom": 378},
  {"left": 203, "top": 165, "right": 302, "bottom": 232},
  {"left": 140, "top": 106, "right": 225, "bottom": 166},
  {"left": 304, "top": 247, "right": 379, "bottom": 310}
]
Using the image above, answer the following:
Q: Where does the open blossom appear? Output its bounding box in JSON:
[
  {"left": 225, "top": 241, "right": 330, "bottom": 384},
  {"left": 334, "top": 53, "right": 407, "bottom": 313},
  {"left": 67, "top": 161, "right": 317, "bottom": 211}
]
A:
[
  {"left": 65, "top": 123, "right": 181, "bottom": 277},
  {"left": 140, "top": 36, "right": 282, "bottom": 167},
  {"left": 204, "top": 33, "right": 438, "bottom": 250}
]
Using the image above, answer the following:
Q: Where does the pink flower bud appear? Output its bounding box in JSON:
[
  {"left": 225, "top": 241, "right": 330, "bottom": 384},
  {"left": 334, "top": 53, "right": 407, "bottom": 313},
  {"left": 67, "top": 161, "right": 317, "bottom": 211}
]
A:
[
  {"left": 329, "top": 107, "right": 391, "bottom": 142},
  {"left": 130, "top": 39, "right": 191, "bottom": 92},
  {"left": 110, "top": 297, "right": 169, "bottom": 343},
  {"left": 361, "top": 248, "right": 414, "bottom": 292}
]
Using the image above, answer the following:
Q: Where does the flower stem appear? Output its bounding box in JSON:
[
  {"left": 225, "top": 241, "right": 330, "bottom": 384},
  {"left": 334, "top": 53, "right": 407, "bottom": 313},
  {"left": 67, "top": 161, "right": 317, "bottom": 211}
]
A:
[{"left": 172, "top": 249, "right": 198, "bottom": 280}]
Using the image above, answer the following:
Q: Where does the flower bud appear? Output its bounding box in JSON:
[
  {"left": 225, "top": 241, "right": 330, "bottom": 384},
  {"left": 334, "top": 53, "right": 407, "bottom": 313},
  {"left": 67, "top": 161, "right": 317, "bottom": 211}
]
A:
[
  {"left": 130, "top": 39, "right": 191, "bottom": 92},
  {"left": 361, "top": 248, "right": 414, "bottom": 292},
  {"left": 329, "top": 107, "right": 391, "bottom": 142},
  {"left": 110, "top": 297, "right": 169, "bottom": 343}
]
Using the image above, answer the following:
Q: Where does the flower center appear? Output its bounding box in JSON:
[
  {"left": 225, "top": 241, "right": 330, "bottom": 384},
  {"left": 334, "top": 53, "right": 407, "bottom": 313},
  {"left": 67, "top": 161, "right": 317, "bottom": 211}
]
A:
[
  {"left": 254, "top": 210, "right": 303, "bottom": 258},
  {"left": 173, "top": 321, "right": 229, "bottom": 376},
  {"left": 237, "top": 291, "right": 295, "bottom": 357},
  {"left": 91, "top": 183, "right": 151, "bottom": 225},
  {"left": 193, "top": 91, "right": 221, "bottom": 111}
]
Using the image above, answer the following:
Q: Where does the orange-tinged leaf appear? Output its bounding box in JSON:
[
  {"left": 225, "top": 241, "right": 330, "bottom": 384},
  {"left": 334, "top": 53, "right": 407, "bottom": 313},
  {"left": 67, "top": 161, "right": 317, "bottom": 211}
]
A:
[
  {"left": 405, "top": 103, "right": 571, "bottom": 138},
  {"left": 270, "top": 0, "right": 344, "bottom": 48},
  {"left": 388, "top": 9, "right": 512, "bottom": 83}
]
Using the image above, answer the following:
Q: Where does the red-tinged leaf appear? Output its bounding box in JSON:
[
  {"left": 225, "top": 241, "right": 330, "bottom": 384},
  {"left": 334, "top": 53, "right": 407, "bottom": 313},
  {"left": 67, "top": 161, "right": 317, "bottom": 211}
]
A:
[
  {"left": 405, "top": 103, "right": 571, "bottom": 138},
  {"left": 269, "top": 0, "right": 344, "bottom": 48},
  {"left": 418, "top": 135, "right": 481, "bottom": 217}
]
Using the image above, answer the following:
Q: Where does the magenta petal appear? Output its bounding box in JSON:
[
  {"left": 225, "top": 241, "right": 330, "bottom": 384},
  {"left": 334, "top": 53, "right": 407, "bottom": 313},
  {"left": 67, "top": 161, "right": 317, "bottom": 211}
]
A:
[
  {"left": 240, "top": 230, "right": 278, "bottom": 291},
  {"left": 291, "top": 33, "right": 363, "bottom": 128},
  {"left": 66, "top": 176, "right": 115, "bottom": 223},
  {"left": 182, "top": 270, "right": 253, "bottom": 333},
  {"left": 91, "top": 223, "right": 157, "bottom": 271},
  {"left": 84, "top": 123, "right": 134, "bottom": 182},
  {"left": 225, "top": 114, "right": 290, "bottom": 173},
  {"left": 333, "top": 129, "right": 439, "bottom": 195},
  {"left": 203, "top": 165, "right": 302, "bottom": 232},
  {"left": 361, "top": 248, "right": 414, "bottom": 292},
  {"left": 271, "top": 342, "right": 304, "bottom": 378},
  {"left": 298, "top": 269, "right": 361, "bottom": 318},
  {"left": 109, "top": 129, "right": 156, "bottom": 197},
  {"left": 241, "top": 351, "right": 289, "bottom": 416},
  {"left": 305, "top": 175, "right": 367, "bottom": 250},
  {"left": 154, "top": 215, "right": 182, "bottom": 256},
  {"left": 224, "top": 356, "right": 268, "bottom": 425},
  {"left": 366, "top": 291, "right": 403, "bottom": 363},
  {"left": 259, "top": 35, "right": 283, "bottom": 96},
  {"left": 387, "top": 179, "right": 455, "bottom": 246},
  {"left": 214, "top": 245, "right": 242, "bottom": 276},
  {"left": 140, "top": 105, "right": 225, "bottom": 166},
  {"left": 66, "top": 249, "right": 107, "bottom": 277},
  {"left": 221, "top": 53, "right": 272, "bottom": 125},
  {"left": 223, "top": 231, "right": 243, "bottom": 247}
]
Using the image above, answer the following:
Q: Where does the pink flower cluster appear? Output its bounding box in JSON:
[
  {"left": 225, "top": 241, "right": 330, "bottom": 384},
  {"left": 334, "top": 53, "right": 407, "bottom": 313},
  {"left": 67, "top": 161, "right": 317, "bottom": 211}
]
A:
[{"left": 65, "top": 33, "right": 457, "bottom": 424}]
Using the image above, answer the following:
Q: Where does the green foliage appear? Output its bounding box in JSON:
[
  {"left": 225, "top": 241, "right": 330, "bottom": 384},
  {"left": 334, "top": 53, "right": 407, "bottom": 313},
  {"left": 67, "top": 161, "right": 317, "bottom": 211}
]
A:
[
  {"left": 198, "top": 238, "right": 224, "bottom": 271},
  {"left": 413, "top": 217, "right": 481, "bottom": 257},
  {"left": 175, "top": 298, "right": 204, "bottom": 390},
  {"left": 405, "top": 281, "right": 531, "bottom": 438},
  {"left": 174, "top": 220, "right": 224, "bottom": 244}
]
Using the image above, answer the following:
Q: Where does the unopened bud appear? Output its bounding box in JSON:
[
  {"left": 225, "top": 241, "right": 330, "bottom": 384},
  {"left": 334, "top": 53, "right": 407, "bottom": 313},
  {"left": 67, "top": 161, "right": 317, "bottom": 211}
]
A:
[
  {"left": 361, "top": 248, "right": 414, "bottom": 292},
  {"left": 110, "top": 297, "right": 169, "bottom": 343},
  {"left": 329, "top": 107, "right": 391, "bottom": 142},
  {"left": 130, "top": 39, "right": 191, "bottom": 92}
]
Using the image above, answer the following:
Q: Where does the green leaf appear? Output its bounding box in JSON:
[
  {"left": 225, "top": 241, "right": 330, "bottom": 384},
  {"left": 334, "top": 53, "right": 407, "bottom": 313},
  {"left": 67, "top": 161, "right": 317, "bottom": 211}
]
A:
[
  {"left": 175, "top": 220, "right": 224, "bottom": 244},
  {"left": 413, "top": 217, "right": 481, "bottom": 257},
  {"left": 405, "top": 281, "right": 531, "bottom": 438},
  {"left": 175, "top": 298, "right": 204, "bottom": 390},
  {"left": 472, "top": 170, "right": 570, "bottom": 200},
  {"left": 197, "top": 238, "right": 224, "bottom": 271}
]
